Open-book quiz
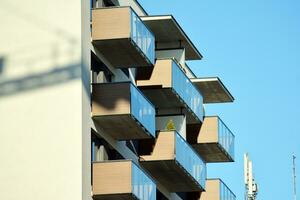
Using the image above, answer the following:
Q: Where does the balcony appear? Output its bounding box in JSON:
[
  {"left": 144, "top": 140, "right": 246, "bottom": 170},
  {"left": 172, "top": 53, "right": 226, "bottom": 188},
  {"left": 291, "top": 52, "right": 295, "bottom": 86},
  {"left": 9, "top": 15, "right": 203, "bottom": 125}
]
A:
[
  {"left": 92, "top": 82, "right": 156, "bottom": 140},
  {"left": 92, "top": 7, "right": 155, "bottom": 68},
  {"left": 139, "top": 131, "right": 206, "bottom": 192},
  {"left": 137, "top": 59, "right": 204, "bottom": 124},
  {"left": 200, "top": 179, "right": 236, "bottom": 200},
  {"left": 191, "top": 77, "right": 234, "bottom": 104},
  {"left": 187, "top": 116, "right": 234, "bottom": 162},
  {"left": 141, "top": 15, "right": 202, "bottom": 60},
  {"left": 93, "top": 160, "right": 156, "bottom": 200}
]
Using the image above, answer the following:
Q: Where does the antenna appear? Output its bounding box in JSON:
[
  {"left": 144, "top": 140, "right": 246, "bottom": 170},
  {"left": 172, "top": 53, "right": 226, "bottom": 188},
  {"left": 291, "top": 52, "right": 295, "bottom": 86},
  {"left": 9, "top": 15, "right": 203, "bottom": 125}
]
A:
[
  {"left": 293, "top": 154, "right": 297, "bottom": 200},
  {"left": 244, "top": 153, "right": 258, "bottom": 200}
]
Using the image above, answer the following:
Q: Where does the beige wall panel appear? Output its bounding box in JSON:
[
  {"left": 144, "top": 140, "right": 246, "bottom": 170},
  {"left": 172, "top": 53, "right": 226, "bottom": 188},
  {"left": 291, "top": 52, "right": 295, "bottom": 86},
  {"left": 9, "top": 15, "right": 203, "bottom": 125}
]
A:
[
  {"left": 141, "top": 131, "right": 175, "bottom": 161},
  {"left": 93, "top": 161, "right": 132, "bottom": 195},
  {"left": 198, "top": 116, "right": 219, "bottom": 143},
  {"left": 137, "top": 59, "right": 172, "bottom": 88},
  {"left": 92, "top": 83, "right": 131, "bottom": 116},
  {"left": 200, "top": 179, "right": 220, "bottom": 200},
  {"left": 92, "top": 7, "right": 130, "bottom": 41}
]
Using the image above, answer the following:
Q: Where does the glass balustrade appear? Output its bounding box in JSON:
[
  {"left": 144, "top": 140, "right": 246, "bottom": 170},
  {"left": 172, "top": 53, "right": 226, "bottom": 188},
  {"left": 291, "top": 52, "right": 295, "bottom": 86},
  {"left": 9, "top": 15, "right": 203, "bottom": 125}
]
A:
[
  {"left": 172, "top": 61, "right": 204, "bottom": 121},
  {"left": 130, "top": 84, "right": 156, "bottom": 137},
  {"left": 220, "top": 180, "right": 236, "bottom": 200},
  {"left": 131, "top": 10, "right": 155, "bottom": 65},
  {"left": 132, "top": 162, "right": 156, "bottom": 200},
  {"left": 218, "top": 118, "right": 235, "bottom": 160},
  {"left": 175, "top": 132, "right": 206, "bottom": 189}
]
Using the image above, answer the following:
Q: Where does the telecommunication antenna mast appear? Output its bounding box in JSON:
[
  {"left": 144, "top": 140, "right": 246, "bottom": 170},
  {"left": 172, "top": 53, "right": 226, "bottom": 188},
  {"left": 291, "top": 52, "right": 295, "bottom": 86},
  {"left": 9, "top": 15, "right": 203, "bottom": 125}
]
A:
[
  {"left": 244, "top": 153, "right": 258, "bottom": 200},
  {"left": 293, "top": 154, "right": 297, "bottom": 200}
]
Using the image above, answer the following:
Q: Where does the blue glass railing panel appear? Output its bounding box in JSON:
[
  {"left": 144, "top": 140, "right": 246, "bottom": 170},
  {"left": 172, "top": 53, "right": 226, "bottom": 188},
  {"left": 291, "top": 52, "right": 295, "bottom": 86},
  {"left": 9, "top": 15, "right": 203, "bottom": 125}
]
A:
[
  {"left": 175, "top": 133, "right": 206, "bottom": 189},
  {"left": 132, "top": 162, "right": 156, "bottom": 200},
  {"left": 171, "top": 61, "right": 204, "bottom": 122},
  {"left": 130, "top": 10, "right": 155, "bottom": 65},
  {"left": 218, "top": 118, "right": 235, "bottom": 160},
  {"left": 220, "top": 180, "right": 236, "bottom": 200},
  {"left": 130, "top": 84, "right": 156, "bottom": 137}
]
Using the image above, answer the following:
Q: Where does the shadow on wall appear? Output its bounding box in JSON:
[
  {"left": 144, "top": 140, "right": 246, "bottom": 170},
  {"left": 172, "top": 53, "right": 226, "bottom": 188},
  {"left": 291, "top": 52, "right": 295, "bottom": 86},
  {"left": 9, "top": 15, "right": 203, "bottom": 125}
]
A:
[
  {"left": 0, "top": 57, "right": 5, "bottom": 74},
  {"left": 0, "top": 62, "right": 81, "bottom": 97},
  {"left": 0, "top": 1, "right": 90, "bottom": 98}
]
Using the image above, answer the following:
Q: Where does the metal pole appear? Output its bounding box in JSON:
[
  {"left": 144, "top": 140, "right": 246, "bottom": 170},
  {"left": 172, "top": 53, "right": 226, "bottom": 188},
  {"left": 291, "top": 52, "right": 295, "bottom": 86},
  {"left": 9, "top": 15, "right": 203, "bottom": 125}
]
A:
[{"left": 293, "top": 154, "right": 297, "bottom": 200}]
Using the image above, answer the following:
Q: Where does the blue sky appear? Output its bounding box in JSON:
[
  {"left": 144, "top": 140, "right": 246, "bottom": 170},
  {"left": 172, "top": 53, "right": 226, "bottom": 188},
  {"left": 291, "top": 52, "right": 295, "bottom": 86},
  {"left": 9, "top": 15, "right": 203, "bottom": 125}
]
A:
[{"left": 140, "top": 0, "right": 300, "bottom": 199}]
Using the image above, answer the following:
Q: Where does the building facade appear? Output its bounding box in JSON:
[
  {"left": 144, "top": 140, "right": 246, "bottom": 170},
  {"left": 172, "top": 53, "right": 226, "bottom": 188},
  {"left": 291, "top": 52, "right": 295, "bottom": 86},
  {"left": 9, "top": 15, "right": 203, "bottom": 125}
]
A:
[{"left": 0, "top": 0, "right": 236, "bottom": 200}]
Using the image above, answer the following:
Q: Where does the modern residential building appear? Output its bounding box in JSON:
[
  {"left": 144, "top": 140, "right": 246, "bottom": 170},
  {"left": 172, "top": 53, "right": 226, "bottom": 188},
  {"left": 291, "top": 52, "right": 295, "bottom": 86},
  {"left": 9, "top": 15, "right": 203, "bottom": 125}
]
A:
[{"left": 0, "top": 0, "right": 236, "bottom": 200}]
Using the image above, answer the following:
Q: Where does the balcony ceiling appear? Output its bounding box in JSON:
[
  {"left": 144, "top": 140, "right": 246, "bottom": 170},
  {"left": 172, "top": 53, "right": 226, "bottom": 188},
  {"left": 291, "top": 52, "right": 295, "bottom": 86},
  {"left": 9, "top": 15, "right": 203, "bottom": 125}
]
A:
[
  {"left": 191, "top": 77, "right": 234, "bottom": 103},
  {"left": 141, "top": 15, "right": 203, "bottom": 60}
]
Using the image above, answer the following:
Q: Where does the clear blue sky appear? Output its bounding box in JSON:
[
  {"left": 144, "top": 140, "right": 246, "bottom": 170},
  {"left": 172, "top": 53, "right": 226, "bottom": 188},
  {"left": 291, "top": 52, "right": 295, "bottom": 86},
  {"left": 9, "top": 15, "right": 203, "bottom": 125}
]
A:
[{"left": 140, "top": 0, "right": 300, "bottom": 199}]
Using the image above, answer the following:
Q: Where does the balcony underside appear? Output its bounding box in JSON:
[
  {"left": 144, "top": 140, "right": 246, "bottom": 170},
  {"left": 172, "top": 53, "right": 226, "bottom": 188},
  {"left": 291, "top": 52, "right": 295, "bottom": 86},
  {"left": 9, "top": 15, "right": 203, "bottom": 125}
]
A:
[
  {"left": 191, "top": 78, "right": 234, "bottom": 104},
  {"left": 93, "top": 39, "right": 152, "bottom": 68},
  {"left": 140, "top": 160, "right": 203, "bottom": 192},
  {"left": 93, "top": 115, "right": 152, "bottom": 140},
  {"left": 138, "top": 87, "right": 199, "bottom": 124},
  {"left": 141, "top": 15, "right": 202, "bottom": 60},
  {"left": 93, "top": 194, "right": 135, "bottom": 200},
  {"left": 192, "top": 143, "right": 234, "bottom": 163}
]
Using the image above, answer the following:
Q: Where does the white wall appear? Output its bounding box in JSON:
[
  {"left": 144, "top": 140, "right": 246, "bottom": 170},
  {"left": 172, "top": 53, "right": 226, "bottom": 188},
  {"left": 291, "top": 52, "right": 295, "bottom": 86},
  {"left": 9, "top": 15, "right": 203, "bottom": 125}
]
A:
[
  {"left": 156, "top": 49, "right": 186, "bottom": 66},
  {"left": 0, "top": 0, "right": 90, "bottom": 200},
  {"left": 118, "top": 0, "right": 147, "bottom": 16}
]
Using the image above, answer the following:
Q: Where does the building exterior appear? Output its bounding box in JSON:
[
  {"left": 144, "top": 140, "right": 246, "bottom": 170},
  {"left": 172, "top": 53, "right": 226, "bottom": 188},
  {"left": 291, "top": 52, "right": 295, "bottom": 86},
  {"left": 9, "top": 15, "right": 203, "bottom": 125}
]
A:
[{"left": 0, "top": 0, "right": 236, "bottom": 200}]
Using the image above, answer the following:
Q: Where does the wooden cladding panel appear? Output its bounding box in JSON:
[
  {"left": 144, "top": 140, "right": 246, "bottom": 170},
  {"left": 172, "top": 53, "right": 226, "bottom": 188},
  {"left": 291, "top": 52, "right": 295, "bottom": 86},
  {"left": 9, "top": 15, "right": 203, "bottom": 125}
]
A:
[
  {"left": 137, "top": 59, "right": 173, "bottom": 88},
  {"left": 198, "top": 116, "right": 219, "bottom": 143},
  {"left": 140, "top": 131, "right": 175, "bottom": 161},
  {"left": 93, "top": 162, "right": 132, "bottom": 196},
  {"left": 140, "top": 131, "right": 202, "bottom": 192},
  {"left": 200, "top": 179, "right": 220, "bottom": 200},
  {"left": 92, "top": 7, "right": 130, "bottom": 41},
  {"left": 92, "top": 83, "right": 131, "bottom": 116}
]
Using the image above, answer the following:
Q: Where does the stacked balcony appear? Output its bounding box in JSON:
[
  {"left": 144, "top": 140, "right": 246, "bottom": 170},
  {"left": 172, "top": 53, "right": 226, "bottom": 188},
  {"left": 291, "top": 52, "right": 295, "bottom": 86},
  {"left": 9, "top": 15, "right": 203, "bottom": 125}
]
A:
[
  {"left": 137, "top": 59, "right": 204, "bottom": 124},
  {"left": 191, "top": 77, "right": 234, "bottom": 104},
  {"left": 188, "top": 116, "right": 234, "bottom": 162},
  {"left": 200, "top": 179, "right": 236, "bottom": 200},
  {"left": 92, "top": 82, "right": 156, "bottom": 140},
  {"left": 140, "top": 15, "right": 202, "bottom": 60},
  {"left": 92, "top": 7, "right": 155, "bottom": 68},
  {"left": 92, "top": 160, "right": 156, "bottom": 200},
  {"left": 139, "top": 131, "right": 206, "bottom": 192}
]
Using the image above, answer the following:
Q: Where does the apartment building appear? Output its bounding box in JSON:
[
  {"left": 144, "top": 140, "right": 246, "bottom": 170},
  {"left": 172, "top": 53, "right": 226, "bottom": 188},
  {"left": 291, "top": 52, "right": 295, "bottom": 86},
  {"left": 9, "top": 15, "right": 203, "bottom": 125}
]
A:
[{"left": 0, "top": 0, "right": 236, "bottom": 200}]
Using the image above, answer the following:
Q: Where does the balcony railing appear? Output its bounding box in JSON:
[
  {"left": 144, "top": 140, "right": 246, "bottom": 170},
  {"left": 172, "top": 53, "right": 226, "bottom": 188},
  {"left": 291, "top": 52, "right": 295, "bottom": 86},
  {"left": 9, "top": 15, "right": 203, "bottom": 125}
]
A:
[
  {"left": 172, "top": 60, "right": 204, "bottom": 121},
  {"left": 200, "top": 179, "right": 236, "bottom": 200},
  {"left": 187, "top": 116, "right": 234, "bottom": 162},
  {"left": 176, "top": 133, "right": 207, "bottom": 189},
  {"left": 92, "top": 7, "right": 155, "bottom": 68},
  {"left": 92, "top": 82, "right": 155, "bottom": 140},
  {"left": 137, "top": 59, "right": 204, "bottom": 124},
  {"left": 219, "top": 180, "right": 236, "bottom": 200},
  {"left": 130, "top": 10, "right": 155, "bottom": 65},
  {"left": 140, "top": 131, "right": 206, "bottom": 192},
  {"left": 93, "top": 160, "right": 156, "bottom": 200},
  {"left": 218, "top": 117, "right": 235, "bottom": 160}
]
